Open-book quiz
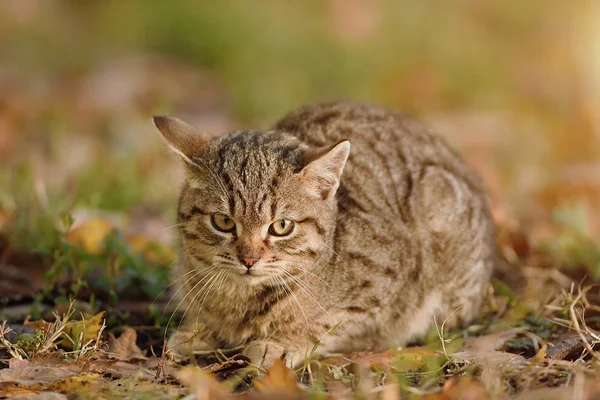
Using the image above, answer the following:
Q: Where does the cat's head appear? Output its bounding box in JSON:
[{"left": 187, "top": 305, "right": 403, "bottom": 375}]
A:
[{"left": 154, "top": 116, "right": 350, "bottom": 286}]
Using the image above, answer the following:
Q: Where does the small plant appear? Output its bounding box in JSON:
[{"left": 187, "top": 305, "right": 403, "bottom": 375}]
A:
[{"left": 0, "top": 300, "right": 106, "bottom": 360}]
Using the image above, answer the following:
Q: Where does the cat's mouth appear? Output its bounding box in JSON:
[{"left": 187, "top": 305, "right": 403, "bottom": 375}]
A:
[{"left": 221, "top": 265, "right": 271, "bottom": 285}]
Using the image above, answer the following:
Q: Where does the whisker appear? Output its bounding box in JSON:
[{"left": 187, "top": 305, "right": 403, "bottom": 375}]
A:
[
  {"left": 155, "top": 268, "right": 203, "bottom": 313},
  {"left": 276, "top": 274, "right": 309, "bottom": 330},
  {"left": 158, "top": 252, "right": 222, "bottom": 312},
  {"left": 163, "top": 264, "right": 220, "bottom": 339},
  {"left": 277, "top": 267, "right": 332, "bottom": 319},
  {"left": 268, "top": 258, "right": 332, "bottom": 289},
  {"left": 194, "top": 270, "right": 227, "bottom": 327},
  {"left": 151, "top": 264, "right": 199, "bottom": 308},
  {"left": 178, "top": 269, "right": 223, "bottom": 332}
]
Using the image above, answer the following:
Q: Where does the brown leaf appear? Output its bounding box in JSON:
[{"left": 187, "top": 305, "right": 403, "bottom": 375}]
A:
[
  {"left": 0, "top": 361, "right": 80, "bottom": 387},
  {"left": 511, "top": 379, "right": 600, "bottom": 400},
  {"left": 0, "top": 360, "right": 96, "bottom": 397},
  {"left": 463, "top": 328, "right": 526, "bottom": 353},
  {"left": 177, "top": 366, "right": 230, "bottom": 400},
  {"left": 451, "top": 350, "right": 527, "bottom": 369},
  {"left": 107, "top": 327, "right": 147, "bottom": 362},
  {"left": 426, "top": 377, "right": 489, "bottom": 400},
  {"left": 252, "top": 359, "right": 303, "bottom": 394},
  {"left": 0, "top": 383, "right": 38, "bottom": 398}
]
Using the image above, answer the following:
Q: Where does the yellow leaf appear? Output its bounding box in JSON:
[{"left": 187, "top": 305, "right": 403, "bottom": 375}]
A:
[
  {"left": 392, "top": 347, "right": 443, "bottom": 372},
  {"left": 60, "top": 312, "right": 105, "bottom": 351},
  {"left": 126, "top": 234, "right": 176, "bottom": 264},
  {"left": 67, "top": 218, "right": 113, "bottom": 254},
  {"left": 47, "top": 374, "right": 101, "bottom": 393},
  {"left": 253, "top": 358, "right": 302, "bottom": 393}
]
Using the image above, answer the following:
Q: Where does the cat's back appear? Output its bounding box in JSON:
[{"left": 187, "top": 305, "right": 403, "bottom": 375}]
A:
[{"left": 275, "top": 101, "right": 485, "bottom": 196}]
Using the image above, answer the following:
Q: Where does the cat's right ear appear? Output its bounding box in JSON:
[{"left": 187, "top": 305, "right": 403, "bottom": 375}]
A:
[
  {"left": 153, "top": 116, "right": 209, "bottom": 165},
  {"left": 299, "top": 140, "right": 351, "bottom": 200}
]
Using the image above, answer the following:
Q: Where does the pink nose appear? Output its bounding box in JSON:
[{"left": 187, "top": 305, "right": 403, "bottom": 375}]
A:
[{"left": 242, "top": 257, "right": 258, "bottom": 269}]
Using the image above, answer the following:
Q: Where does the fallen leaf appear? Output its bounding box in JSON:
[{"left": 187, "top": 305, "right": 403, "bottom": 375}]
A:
[
  {"left": 0, "top": 363, "right": 80, "bottom": 387},
  {"left": 450, "top": 350, "right": 527, "bottom": 369},
  {"left": 47, "top": 374, "right": 101, "bottom": 393},
  {"left": 67, "top": 219, "right": 114, "bottom": 254},
  {"left": 0, "top": 383, "right": 38, "bottom": 398},
  {"left": 0, "top": 362, "right": 91, "bottom": 397},
  {"left": 103, "top": 361, "right": 155, "bottom": 380},
  {"left": 177, "top": 366, "right": 230, "bottom": 400},
  {"left": 392, "top": 347, "right": 444, "bottom": 372},
  {"left": 354, "top": 348, "right": 399, "bottom": 369},
  {"left": 463, "top": 328, "right": 525, "bottom": 352},
  {"left": 126, "top": 234, "right": 176, "bottom": 265},
  {"left": 424, "top": 377, "right": 489, "bottom": 400},
  {"left": 59, "top": 311, "right": 105, "bottom": 351},
  {"left": 511, "top": 379, "right": 600, "bottom": 400},
  {"left": 107, "top": 327, "right": 147, "bottom": 362},
  {"left": 252, "top": 359, "right": 303, "bottom": 394}
]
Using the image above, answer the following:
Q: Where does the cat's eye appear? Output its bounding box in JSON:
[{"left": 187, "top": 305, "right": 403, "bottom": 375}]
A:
[
  {"left": 211, "top": 213, "right": 236, "bottom": 232},
  {"left": 269, "top": 219, "right": 295, "bottom": 236}
]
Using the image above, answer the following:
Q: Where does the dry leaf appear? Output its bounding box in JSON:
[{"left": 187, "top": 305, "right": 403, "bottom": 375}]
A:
[
  {"left": 126, "top": 234, "right": 176, "bottom": 264},
  {"left": 59, "top": 312, "right": 105, "bottom": 351},
  {"left": 46, "top": 374, "right": 101, "bottom": 393},
  {"left": 0, "top": 383, "right": 38, "bottom": 398},
  {"left": 451, "top": 350, "right": 526, "bottom": 369},
  {"left": 354, "top": 348, "right": 399, "bottom": 369},
  {"left": 0, "top": 363, "right": 80, "bottom": 387},
  {"left": 392, "top": 347, "right": 443, "bottom": 371},
  {"left": 424, "top": 377, "right": 489, "bottom": 400},
  {"left": 463, "top": 328, "right": 525, "bottom": 353},
  {"left": 177, "top": 366, "right": 230, "bottom": 400},
  {"left": 0, "top": 363, "right": 89, "bottom": 397},
  {"left": 107, "top": 327, "right": 147, "bottom": 361},
  {"left": 67, "top": 219, "right": 114, "bottom": 254},
  {"left": 252, "top": 359, "right": 303, "bottom": 394}
]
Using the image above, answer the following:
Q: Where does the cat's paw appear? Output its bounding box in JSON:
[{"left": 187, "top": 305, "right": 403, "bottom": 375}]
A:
[
  {"left": 242, "top": 340, "right": 287, "bottom": 369},
  {"left": 242, "top": 341, "right": 310, "bottom": 370}
]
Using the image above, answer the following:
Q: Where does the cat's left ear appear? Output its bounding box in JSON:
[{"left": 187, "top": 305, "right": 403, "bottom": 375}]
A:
[
  {"left": 299, "top": 140, "right": 350, "bottom": 200},
  {"left": 153, "top": 116, "right": 209, "bottom": 166}
]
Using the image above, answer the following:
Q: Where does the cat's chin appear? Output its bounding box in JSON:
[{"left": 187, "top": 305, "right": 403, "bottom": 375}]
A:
[{"left": 227, "top": 270, "right": 273, "bottom": 286}]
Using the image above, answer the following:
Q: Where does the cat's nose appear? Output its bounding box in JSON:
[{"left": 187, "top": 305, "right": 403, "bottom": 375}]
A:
[{"left": 241, "top": 257, "right": 258, "bottom": 269}]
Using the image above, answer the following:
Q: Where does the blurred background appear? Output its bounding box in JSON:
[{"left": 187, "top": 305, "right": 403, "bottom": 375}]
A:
[{"left": 1, "top": 0, "right": 599, "bottom": 272}]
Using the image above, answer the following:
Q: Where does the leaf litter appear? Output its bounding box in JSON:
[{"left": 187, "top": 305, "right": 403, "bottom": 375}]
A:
[{"left": 2, "top": 258, "right": 600, "bottom": 399}]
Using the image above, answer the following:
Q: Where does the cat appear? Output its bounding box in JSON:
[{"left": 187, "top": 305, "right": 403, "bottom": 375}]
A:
[{"left": 154, "top": 101, "right": 496, "bottom": 368}]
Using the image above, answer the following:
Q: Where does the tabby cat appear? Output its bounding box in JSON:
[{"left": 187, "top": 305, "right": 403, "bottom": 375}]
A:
[{"left": 154, "top": 101, "right": 495, "bottom": 367}]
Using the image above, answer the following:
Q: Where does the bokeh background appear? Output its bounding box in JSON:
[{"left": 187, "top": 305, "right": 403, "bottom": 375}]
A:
[{"left": 1, "top": 0, "right": 599, "bottom": 254}]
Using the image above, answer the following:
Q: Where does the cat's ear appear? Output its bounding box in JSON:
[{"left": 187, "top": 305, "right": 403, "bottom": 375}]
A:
[
  {"left": 300, "top": 140, "right": 350, "bottom": 200},
  {"left": 153, "top": 116, "right": 209, "bottom": 165}
]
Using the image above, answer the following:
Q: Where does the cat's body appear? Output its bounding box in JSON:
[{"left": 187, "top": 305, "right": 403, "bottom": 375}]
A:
[{"left": 155, "top": 101, "right": 495, "bottom": 367}]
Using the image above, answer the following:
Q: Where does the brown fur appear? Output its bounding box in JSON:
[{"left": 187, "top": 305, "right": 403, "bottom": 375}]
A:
[{"left": 154, "top": 101, "right": 496, "bottom": 367}]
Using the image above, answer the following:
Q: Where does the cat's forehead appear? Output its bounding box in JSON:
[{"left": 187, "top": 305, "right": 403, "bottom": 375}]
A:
[
  {"left": 208, "top": 131, "right": 301, "bottom": 178},
  {"left": 202, "top": 131, "right": 304, "bottom": 222}
]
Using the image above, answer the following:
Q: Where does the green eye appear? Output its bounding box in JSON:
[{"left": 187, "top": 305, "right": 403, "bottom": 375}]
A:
[
  {"left": 211, "top": 214, "right": 236, "bottom": 232},
  {"left": 269, "top": 220, "right": 295, "bottom": 236}
]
